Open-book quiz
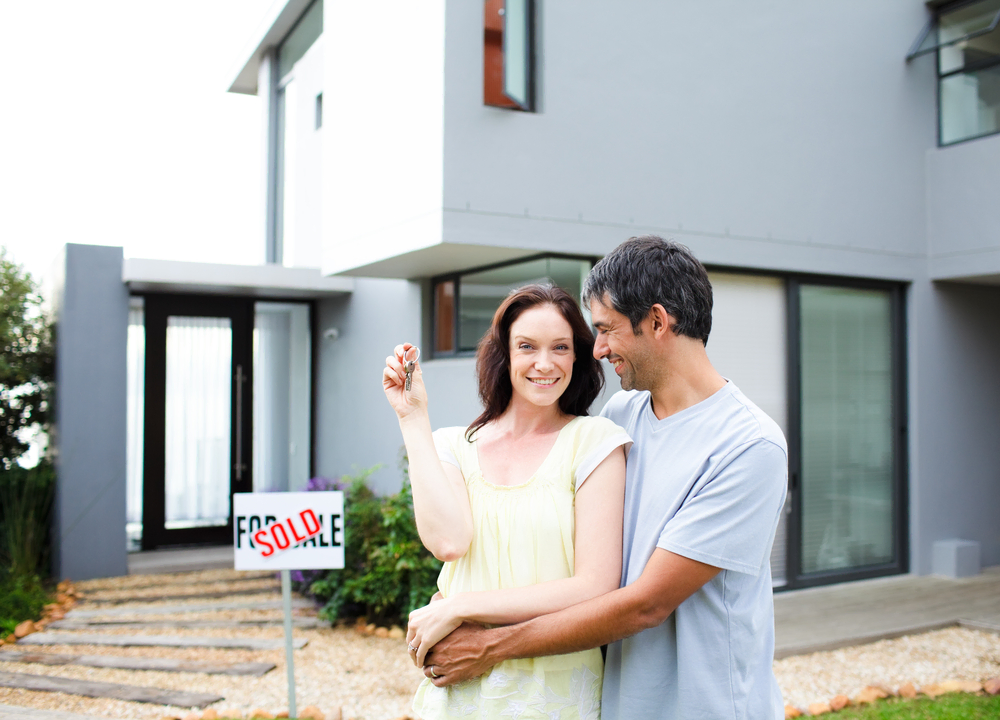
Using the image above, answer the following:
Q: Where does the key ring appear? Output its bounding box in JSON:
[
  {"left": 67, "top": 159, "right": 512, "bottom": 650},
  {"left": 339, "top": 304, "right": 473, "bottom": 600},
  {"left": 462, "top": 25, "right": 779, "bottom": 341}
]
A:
[{"left": 404, "top": 346, "right": 421, "bottom": 364}]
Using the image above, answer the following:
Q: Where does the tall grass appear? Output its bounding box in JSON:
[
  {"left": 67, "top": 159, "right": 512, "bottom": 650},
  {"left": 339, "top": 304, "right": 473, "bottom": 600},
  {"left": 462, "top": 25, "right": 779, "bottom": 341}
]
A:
[{"left": 0, "top": 460, "right": 55, "bottom": 579}]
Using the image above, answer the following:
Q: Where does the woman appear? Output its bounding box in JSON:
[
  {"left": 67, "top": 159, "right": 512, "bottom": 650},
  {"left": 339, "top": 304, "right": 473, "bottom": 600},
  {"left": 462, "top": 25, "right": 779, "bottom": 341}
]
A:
[{"left": 382, "top": 284, "right": 630, "bottom": 720}]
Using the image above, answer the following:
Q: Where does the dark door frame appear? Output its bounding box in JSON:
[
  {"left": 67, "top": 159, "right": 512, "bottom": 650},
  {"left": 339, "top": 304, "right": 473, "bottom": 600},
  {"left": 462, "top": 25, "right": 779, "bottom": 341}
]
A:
[{"left": 141, "top": 294, "right": 254, "bottom": 550}]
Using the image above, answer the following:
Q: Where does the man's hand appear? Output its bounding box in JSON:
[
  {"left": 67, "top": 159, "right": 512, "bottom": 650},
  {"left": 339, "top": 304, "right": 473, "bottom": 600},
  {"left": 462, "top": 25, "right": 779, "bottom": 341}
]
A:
[{"left": 421, "top": 622, "right": 501, "bottom": 687}]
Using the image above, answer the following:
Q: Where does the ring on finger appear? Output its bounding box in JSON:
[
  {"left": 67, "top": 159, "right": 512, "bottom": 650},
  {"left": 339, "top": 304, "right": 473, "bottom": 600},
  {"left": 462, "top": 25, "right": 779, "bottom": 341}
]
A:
[
  {"left": 429, "top": 666, "right": 440, "bottom": 679},
  {"left": 408, "top": 644, "right": 417, "bottom": 652}
]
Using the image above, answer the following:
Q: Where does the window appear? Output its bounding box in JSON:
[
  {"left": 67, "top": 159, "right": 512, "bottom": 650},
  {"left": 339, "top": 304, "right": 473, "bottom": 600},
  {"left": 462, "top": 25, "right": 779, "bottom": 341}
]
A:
[
  {"left": 315, "top": 93, "right": 323, "bottom": 130},
  {"left": 270, "top": 0, "right": 324, "bottom": 264},
  {"left": 433, "top": 255, "right": 593, "bottom": 355},
  {"left": 484, "top": 0, "right": 535, "bottom": 110},
  {"left": 909, "top": 0, "right": 1000, "bottom": 145}
]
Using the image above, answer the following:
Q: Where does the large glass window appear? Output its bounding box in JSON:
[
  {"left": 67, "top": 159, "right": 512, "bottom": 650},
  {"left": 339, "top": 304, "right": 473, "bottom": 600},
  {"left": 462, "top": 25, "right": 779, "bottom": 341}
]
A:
[
  {"left": 909, "top": 0, "right": 1000, "bottom": 145},
  {"left": 434, "top": 255, "right": 593, "bottom": 355},
  {"left": 798, "top": 285, "right": 897, "bottom": 576}
]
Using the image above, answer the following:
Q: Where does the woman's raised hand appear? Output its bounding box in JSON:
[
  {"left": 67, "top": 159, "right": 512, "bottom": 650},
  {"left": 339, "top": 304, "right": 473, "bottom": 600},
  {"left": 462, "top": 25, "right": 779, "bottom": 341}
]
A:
[{"left": 383, "top": 343, "right": 428, "bottom": 419}]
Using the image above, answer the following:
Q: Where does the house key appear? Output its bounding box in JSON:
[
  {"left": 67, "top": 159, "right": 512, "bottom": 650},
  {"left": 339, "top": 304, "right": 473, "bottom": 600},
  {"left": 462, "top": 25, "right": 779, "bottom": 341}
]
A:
[{"left": 404, "top": 346, "right": 420, "bottom": 391}]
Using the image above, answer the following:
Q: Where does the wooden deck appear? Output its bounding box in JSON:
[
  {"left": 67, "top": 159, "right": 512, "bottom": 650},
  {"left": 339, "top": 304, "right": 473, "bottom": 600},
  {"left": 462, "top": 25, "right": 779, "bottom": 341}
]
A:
[{"left": 774, "top": 565, "right": 1000, "bottom": 658}]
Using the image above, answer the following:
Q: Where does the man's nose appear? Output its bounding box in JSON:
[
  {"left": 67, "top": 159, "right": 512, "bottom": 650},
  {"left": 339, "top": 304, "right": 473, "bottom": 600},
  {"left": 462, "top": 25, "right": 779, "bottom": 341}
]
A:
[{"left": 593, "top": 334, "right": 608, "bottom": 359}]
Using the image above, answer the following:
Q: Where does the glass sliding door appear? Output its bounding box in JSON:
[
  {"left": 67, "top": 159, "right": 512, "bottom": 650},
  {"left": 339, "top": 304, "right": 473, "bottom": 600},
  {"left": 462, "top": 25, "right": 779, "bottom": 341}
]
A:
[{"left": 792, "top": 283, "right": 905, "bottom": 581}]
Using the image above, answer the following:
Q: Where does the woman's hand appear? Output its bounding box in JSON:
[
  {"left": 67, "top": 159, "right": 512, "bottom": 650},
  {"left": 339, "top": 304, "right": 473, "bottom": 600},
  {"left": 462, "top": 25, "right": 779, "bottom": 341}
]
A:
[
  {"left": 406, "top": 596, "right": 464, "bottom": 667},
  {"left": 383, "top": 343, "right": 428, "bottom": 420}
]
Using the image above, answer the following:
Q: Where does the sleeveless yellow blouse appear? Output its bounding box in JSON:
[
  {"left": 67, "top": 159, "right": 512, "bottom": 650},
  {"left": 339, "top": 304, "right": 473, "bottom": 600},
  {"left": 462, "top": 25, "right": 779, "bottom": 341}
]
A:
[{"left": 412, "top": 415, "right": 631, "bottom": 720}]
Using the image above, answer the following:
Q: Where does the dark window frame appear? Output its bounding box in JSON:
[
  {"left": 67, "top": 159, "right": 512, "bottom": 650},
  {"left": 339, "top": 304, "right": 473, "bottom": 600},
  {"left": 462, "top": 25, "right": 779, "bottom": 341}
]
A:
[
  {"left": 908, "top": 0, "right": 1000, "bottom": 146},
  {"left": 704, "top": 264, "right": 909, "bottom": 591},
  {"left": 484, "top": 0, "right": 536, "bottom": 111},
  {"left": 431, "top": 252, "right": 597, "bottom": 358}
]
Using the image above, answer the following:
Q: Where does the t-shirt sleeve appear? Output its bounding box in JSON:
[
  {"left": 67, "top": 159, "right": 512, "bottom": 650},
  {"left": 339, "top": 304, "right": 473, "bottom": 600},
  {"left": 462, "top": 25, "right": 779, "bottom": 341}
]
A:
[
  {"left": 657, "top": 439, "right": 787, "bottom": 575},
  {"left": 431, "top": 427, "right": 461, "bottom": 468},
  {"left": 572, "top": 417, "right": 633, "bottom": 491}
]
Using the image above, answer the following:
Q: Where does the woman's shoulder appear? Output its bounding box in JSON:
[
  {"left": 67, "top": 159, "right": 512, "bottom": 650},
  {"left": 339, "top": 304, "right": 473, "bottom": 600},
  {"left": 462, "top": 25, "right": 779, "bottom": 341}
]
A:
[{"left": 565, "top": 414, "right": 629, "bottom": 441}]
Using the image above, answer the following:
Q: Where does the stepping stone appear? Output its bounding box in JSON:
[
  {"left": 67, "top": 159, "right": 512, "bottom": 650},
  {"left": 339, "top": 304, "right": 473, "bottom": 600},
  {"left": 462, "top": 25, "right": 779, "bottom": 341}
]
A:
[
  {"left": 0, "top": 671, "right": 223, "bottom": 708},
  {"left": 47, "top": 618, "right": 320, "bottom": 630},
  {"left": 0, "top": 704, "right": 112, "bottom": 720},
  {"left": 17, "top": 633, "right": 308, "bottom": 651},
  {"left": 66, "top": 598, "right": 313, "bottom": 618},
  {"left": 77, "top": 587, "right": 283, "bottom": 605},
  {"left": 0, "top": 650, "right": 275, "bottom": 676},
  {"left": 79, "top": 572, "right": 274, "bottom": 593}
]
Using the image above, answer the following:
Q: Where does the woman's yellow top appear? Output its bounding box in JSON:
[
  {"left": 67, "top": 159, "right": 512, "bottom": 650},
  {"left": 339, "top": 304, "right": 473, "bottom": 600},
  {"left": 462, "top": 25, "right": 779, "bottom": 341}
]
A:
[{"left": 412, "top": 415, "right": 632, "bottom": 720}]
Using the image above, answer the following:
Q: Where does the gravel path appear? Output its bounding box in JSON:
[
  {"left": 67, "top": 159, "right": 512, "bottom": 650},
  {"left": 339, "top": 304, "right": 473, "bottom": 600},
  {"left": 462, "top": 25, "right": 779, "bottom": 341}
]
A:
[{"left": 1, "top": 570, "right": 998, "bottom": 718}]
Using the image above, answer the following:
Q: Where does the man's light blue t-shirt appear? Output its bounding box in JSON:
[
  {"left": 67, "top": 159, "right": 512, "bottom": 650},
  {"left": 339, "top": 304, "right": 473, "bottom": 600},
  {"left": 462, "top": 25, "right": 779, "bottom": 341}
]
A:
[{"left": 600, "top": 381, "right": 787, "bottom": 720}]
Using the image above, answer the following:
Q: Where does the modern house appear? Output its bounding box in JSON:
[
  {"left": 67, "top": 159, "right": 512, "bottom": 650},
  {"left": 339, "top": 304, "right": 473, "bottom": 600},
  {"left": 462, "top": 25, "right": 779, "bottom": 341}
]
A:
[{"left": 53, "top": 0, "right": 1000, "bottom": 593}]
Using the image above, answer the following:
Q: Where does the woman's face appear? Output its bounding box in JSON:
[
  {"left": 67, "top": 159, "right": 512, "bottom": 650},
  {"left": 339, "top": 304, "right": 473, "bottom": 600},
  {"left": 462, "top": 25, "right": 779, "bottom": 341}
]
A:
[{"left": 507, "top": 304, "right": 575, "bottom": 409}]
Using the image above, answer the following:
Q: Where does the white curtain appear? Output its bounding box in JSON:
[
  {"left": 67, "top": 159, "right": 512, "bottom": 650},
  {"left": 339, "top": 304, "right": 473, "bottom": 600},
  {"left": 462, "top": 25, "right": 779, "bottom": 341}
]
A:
[
  {"left": 164, "top": 317, "right": 232, "bottom": 528},
  {"left": 125, "top": 304, "right": 146, "bottom": 548}
]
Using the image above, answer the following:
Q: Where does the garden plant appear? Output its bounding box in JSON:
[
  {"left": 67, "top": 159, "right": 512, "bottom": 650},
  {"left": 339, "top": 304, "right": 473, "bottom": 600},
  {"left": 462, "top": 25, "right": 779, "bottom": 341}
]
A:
[{"left": 0, "top": 248, "right": 56, "bottom": 636}]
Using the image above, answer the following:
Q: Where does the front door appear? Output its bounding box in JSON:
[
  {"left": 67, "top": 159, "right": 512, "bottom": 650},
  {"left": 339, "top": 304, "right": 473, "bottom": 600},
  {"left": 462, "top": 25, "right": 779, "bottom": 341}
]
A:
[{"left": 141, "top": 295, "right": 253, "bottom": 549}]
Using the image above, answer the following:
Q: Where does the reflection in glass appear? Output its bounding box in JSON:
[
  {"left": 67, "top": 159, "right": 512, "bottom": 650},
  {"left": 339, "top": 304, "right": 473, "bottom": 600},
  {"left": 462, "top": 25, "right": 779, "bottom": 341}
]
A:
[
  {"left": 503, "top": 0, "right": 530, "bottom": 108},
  {"left": 253, "top": 303, "right": 311, "bottom": 493},
  {"left": 458, "top": 257, "right": 590, "bottom": 352},
  {"left": 941, "top": 64, "right": 1000, "bottom": 144},
  {"left": 800, "top": 286, "right": 894, "bottom": 575},
  {"left": 164, "top": 317, "right": 232, "bottom": 530}
]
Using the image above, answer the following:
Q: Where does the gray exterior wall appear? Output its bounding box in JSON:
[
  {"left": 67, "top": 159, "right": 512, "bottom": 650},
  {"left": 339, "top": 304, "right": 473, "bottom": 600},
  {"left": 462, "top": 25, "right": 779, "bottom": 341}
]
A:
[
  {"left": 52, "top": 244, "right": 129, "bottom": 580},
  {"left": 926, "top": 133, "right": 1000, "bottom": 281},
  {"left": 909, "top": 281, "right": 1000, "bottom": 572},
  {"left": 439, "top": 0, "right": 934, "bottom": 281}
]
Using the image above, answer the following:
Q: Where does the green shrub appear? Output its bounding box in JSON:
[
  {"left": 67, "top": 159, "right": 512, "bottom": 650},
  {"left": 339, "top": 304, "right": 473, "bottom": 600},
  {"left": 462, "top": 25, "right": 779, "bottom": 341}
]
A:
[
  {"left": 0, "top": 572, "right": 48, "bottom": 636},
  {"left": 0, "top": 460, "right": 55, "bottom": 580},
  {"left": 303, "top": 464, "right": 443, "bottom": 626}
]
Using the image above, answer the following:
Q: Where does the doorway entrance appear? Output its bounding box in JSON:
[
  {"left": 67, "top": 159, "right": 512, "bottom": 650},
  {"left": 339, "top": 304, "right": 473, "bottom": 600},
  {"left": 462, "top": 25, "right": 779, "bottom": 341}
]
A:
[
  {"left": 128, "top": 295, "right": 314, "bottom": 550},
  {"left": 140, "top": 295, "right": 254, "bottom": 549}
]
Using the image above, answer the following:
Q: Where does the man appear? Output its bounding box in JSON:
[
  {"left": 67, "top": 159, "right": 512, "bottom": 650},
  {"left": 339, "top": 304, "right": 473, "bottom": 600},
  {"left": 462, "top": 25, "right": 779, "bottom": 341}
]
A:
[{"left": 423, "top": 235, "right": 788, "bottom": 719}]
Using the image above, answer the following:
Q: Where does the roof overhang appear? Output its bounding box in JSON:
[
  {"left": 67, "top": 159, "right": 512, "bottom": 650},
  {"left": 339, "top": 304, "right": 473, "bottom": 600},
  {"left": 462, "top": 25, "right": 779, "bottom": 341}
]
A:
[
  {"left": 227, "top": 0, "right": 315, "bottom": 95},
  {"left": 124, "top": 258, "right": 353, "bottom": 298}
]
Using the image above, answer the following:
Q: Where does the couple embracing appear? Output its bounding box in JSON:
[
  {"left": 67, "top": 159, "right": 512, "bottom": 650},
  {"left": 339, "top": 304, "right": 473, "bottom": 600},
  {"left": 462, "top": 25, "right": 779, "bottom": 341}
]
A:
[{"left": 382, "top": 236, "right": 788, "bottom": 720}]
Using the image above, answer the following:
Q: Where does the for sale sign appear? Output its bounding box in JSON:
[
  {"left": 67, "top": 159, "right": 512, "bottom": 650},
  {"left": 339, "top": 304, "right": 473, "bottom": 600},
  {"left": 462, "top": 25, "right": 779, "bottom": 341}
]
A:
[{"left": 233, "top": 492, "right": 344, "bottom": 570}]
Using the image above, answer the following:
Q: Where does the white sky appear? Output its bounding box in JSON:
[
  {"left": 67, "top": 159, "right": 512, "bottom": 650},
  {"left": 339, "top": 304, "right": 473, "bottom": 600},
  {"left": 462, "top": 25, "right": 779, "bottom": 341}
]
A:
[{"left": 0, "top": 0, "right": 275, "bottom": 282}]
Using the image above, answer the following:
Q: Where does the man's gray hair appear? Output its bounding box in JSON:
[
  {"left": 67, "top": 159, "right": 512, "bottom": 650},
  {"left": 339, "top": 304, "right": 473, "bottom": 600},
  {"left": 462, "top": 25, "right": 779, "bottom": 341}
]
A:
[{"left": 582, "top": 235, "right": 713, "bottom": 345}]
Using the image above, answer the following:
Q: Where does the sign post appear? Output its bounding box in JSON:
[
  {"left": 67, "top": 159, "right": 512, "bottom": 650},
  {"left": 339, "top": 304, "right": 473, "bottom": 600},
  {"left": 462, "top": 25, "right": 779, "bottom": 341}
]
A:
[{"left": 234, "top": 491, "right": 345, "bottom": 718}]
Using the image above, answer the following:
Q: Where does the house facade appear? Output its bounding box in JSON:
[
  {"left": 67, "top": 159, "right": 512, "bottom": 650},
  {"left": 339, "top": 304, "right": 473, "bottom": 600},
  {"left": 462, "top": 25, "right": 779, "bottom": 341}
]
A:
[{"left": 53, "top": 0, "right": 1000, "bottom": 590}]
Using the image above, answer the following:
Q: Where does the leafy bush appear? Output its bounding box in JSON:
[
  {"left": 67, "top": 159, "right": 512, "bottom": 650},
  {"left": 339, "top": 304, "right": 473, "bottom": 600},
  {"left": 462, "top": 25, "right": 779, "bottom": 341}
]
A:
[
  {"left": 0, "top": 248, "right": 54, "bottom": 469},
  {"left": 0, "top": 572, "right": 48, "bottom": 637},
  {"left": 302, "top": 465, "right": 443, "bottom": 626}
]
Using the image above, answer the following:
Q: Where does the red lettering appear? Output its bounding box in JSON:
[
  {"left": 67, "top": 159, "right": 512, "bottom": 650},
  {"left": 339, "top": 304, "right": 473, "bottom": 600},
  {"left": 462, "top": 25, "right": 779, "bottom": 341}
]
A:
[
  {"left": 271, "top": 522, "right": 290, "bottom": 550},
  {"left": 300, "top": 509, "right": 320, "bottom": 536},
  {"left": 288, "top": 517, "right": 306, "bottom": 543},
  {"left": 254, "top": 529, "right": 274, "bottom": 557}
]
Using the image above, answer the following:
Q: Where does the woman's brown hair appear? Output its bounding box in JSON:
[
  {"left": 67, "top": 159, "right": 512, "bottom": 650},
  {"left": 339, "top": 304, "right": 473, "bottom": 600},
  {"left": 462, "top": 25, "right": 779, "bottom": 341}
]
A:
[{"left": 466, "top": 284, "right": 604, "bottom": 441}]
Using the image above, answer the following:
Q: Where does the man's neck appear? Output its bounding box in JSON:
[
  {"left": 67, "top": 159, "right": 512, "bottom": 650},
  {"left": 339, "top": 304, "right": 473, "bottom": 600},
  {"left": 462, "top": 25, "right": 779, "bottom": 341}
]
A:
[{"left": 646, "top": 342, "right": 727, "bottom": 421}]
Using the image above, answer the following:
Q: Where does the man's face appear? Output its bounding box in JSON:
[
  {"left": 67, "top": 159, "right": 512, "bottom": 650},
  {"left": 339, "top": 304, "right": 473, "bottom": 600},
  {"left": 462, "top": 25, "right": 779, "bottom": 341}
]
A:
[{"left": 589, "top": 296, "right": 657, "bottom": 392}]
